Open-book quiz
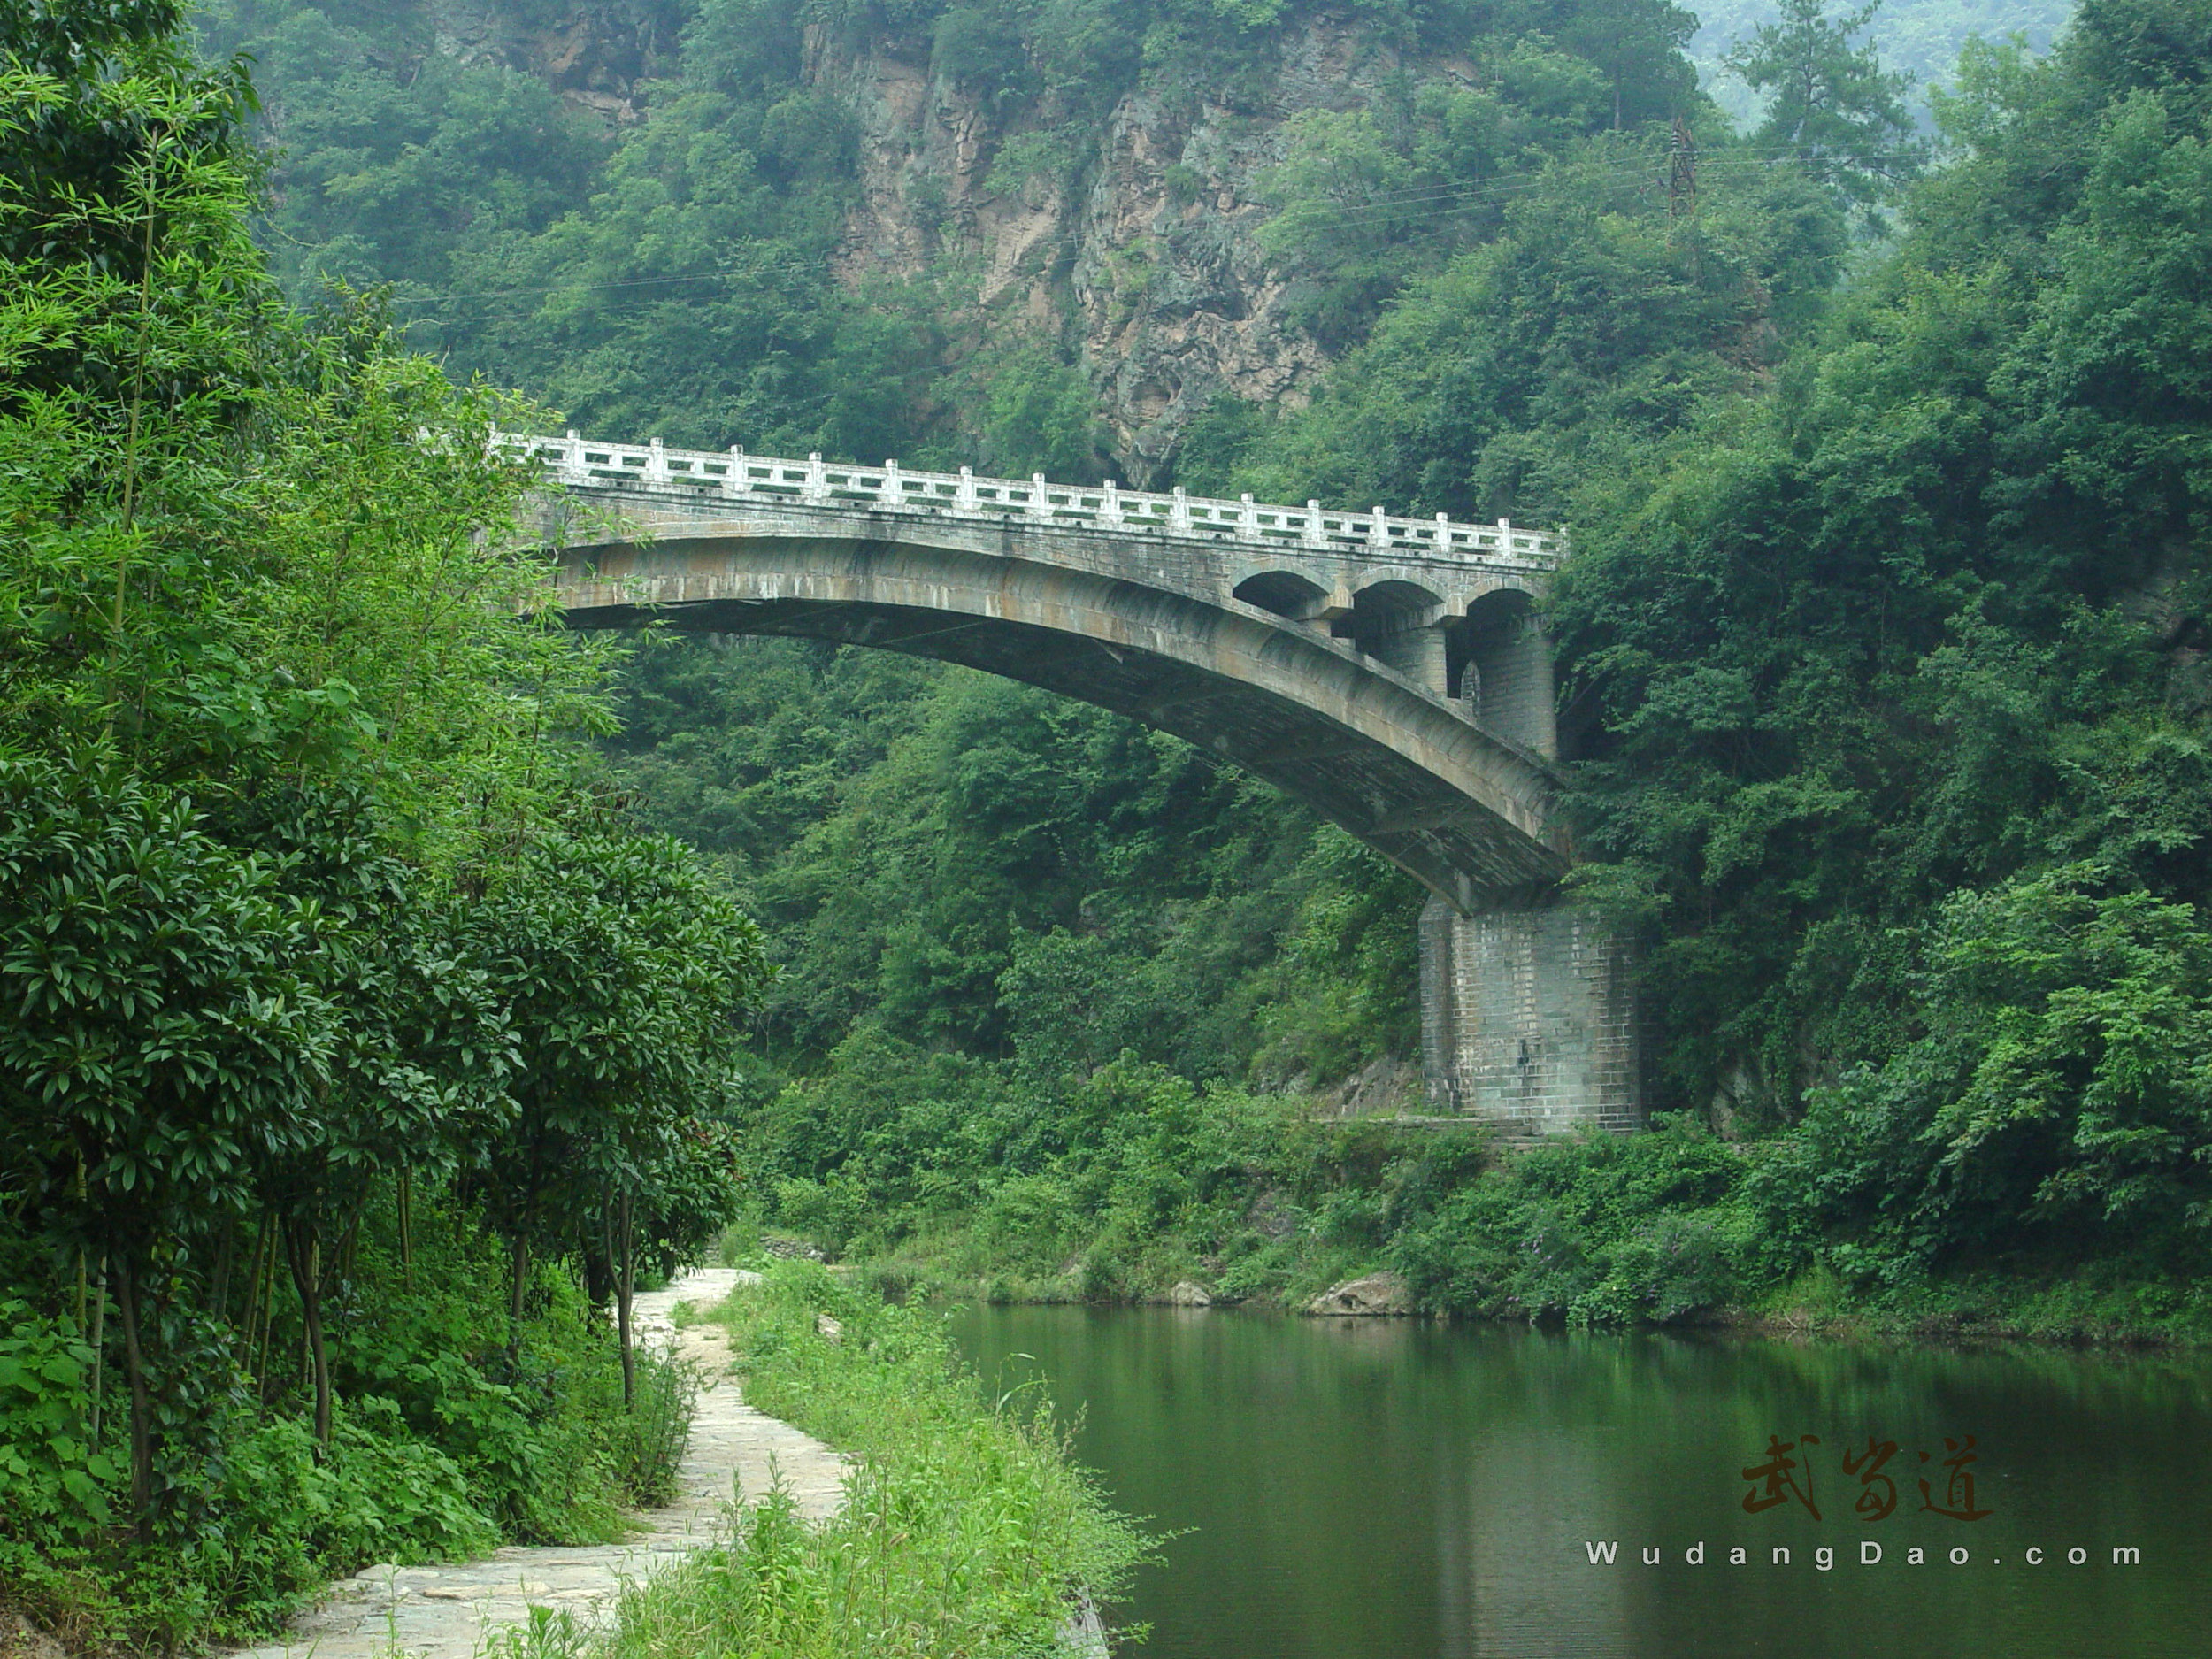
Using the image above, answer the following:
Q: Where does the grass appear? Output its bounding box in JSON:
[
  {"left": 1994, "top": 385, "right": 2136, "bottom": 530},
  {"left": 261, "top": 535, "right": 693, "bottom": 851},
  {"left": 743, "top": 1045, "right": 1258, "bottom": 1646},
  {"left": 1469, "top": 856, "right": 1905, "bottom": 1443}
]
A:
[{"left": 502, "top": 1262, "right": 1148, "bottom": 1659}]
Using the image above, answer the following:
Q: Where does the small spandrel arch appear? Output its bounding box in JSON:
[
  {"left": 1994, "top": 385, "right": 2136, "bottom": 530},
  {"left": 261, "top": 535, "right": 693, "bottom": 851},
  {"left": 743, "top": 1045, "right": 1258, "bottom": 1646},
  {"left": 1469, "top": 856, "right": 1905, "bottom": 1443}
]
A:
[
  {"left": 1454, "top": 588, "right": 1555, "bottom": 759},
  {"left": 1233, "top": 570, "right": 1330, "bottom": 619},
  {"left": 1341, "top": 579, "right": 1449, "bottom": 695}
]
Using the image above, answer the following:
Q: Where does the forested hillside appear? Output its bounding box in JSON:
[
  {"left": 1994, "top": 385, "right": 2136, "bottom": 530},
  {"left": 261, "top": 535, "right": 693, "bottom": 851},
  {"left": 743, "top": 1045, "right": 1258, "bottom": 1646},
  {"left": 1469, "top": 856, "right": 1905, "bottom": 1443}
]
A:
[{"left": 172, "top": 0, "right": 2212, "bottom": 1338}]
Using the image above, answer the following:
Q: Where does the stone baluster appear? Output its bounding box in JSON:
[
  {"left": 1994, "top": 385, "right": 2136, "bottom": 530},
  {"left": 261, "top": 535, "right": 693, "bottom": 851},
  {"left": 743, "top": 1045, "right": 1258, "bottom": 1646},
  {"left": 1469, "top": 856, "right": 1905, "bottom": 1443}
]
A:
[
  {"left": 1497, "top": 517, "right": 1513, "bottom": 556},
  {"left": 1171, "top": 487, "right": 1192, "bottom": 535},
  {"left": 1031, "top": 472, "right": 1052, "bottom": 519},
  {"left": 1240, "top": 494, "right": 1259, "bottom": 541},
  {"left": 1303, "top": 500, "right": 1327, "bottom": 548},
  {"left": 1102, "top": 480, "right": 1122, "bottom": 527},
  {"left": 646, "top": 436, "right": 669, "bottom": 488},
  {"left": 956, "top": 466, "right": 978, "bottom": 512},
  {"left": 881, "top": 459, "right": 902, "bottom": 510},
  {"left": 1369, "top": 507, "right": 1391, "bottom": 550},
  {"left": 725, "top": 446, "right": 749, "bottom": 496},
  {"left": 564, "top": 430, "right": 587, "bottom": 487},
  {"left": 1435, "top": 511, "right": 1452, "bottom": 551},
  {"left": 804, "top": 452, "right": 829, "bottom": 503}
]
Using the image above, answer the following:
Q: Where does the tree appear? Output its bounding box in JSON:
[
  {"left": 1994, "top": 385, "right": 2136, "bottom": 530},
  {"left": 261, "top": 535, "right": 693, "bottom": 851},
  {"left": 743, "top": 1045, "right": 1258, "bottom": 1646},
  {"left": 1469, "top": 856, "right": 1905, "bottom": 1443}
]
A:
[
  {"left": 1725, "top": 0, "right": 1927, "bottom": 211},
  {"left": 0, "top": 754, "right": 336, "bottom": 1531},
  {"left": 240, "top": 790, "right": 519, "bottom": 1444},
  {"left": 461, "top": 829, "right": 767, "bottom": 1394},
  {"left": 1556, "top": 0, "right": 1701, "bottom": 133}
]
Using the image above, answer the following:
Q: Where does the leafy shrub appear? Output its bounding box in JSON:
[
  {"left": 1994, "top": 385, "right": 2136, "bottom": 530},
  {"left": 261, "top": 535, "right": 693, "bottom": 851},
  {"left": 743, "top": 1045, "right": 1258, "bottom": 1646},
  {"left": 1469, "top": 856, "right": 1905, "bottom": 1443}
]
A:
[
  {"left": 0, "top": 1303, "right": 118, "bottom": 1550},
  {"left": 213, "top": 1406, "right": 499, "bottom": 1598},
  {"left": 973, "top": 1173, "right": 1080, "bottom": 1277},
  {"left": 1389, "top": 1121, "right": 1759, "bottom": 1325}
]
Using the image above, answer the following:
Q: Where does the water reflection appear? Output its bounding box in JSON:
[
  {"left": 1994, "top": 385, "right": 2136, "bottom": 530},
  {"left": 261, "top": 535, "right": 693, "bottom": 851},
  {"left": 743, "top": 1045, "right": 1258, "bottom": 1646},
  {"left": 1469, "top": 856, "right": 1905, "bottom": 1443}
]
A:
[{"left": 949, "top": 1306, "right": 2212, "bottom": 1659}]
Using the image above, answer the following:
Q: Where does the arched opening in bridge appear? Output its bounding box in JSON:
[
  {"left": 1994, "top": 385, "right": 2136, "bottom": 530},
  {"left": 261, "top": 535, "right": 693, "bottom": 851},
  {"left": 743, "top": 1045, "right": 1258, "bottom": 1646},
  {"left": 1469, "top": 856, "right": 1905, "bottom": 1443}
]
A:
[
  {"left": 1340, "top": 579, "right": 1447, "bottom": 695},
  {"left": 1232, "top": 570, "right": 1329, "bottom": 620},
  {"left": 1453, "top": 588, "right": 1555, "bottom": 759}
]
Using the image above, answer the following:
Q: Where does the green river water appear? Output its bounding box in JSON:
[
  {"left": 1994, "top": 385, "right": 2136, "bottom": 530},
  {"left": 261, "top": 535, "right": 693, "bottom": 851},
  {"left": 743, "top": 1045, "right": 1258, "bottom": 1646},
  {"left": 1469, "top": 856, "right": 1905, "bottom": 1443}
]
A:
[{"left": 948, "top": 1305, "right": 2211, "bottom": 1659}]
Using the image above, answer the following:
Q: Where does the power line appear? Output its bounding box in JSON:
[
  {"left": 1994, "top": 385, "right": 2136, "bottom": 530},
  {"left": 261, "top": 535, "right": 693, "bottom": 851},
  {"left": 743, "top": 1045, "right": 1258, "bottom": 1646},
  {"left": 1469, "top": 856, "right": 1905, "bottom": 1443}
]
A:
[{"left": 377, "top": 139, "right": 1920, "bottom": 322}]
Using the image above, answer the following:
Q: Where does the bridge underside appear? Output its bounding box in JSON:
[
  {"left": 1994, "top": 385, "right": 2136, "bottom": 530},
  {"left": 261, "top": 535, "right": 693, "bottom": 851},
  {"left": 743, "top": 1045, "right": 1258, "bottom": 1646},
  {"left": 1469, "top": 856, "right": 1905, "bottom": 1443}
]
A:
[
  {"left": 649, "top": 594, "right": 1571, "bottom": 900},
  {"left": 551, "top": 517, "right": 1642, "bottom": 1133}
]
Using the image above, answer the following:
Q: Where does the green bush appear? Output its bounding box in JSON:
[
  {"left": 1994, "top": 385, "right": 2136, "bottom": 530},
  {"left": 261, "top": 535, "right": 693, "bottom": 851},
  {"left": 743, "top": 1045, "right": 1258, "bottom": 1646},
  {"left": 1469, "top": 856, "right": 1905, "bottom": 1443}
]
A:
[
  {"left": 1388, "top": 1121, "right": 1758, "bottom": 1325},
  {"left": 211, "top": 1407, "right": 499, "bottom": 1599},
  {"left": 0, "top": 1303, "right": 118, "bottom": 1549}
]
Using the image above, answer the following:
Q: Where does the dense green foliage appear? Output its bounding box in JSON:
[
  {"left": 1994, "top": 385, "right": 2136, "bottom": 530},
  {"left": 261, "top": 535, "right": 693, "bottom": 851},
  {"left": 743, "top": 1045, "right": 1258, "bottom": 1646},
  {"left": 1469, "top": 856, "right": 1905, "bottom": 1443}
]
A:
[
  {"left": 508, "top": 1263, "right": 1144, "bottom": 1659},
  {"left": 0, "top": 3, "right": 762, "bottom": 1647},
  {"left": 1537, "top": 0, "right": 2212, "bottom": 1263},
  {"left": 180, "top": 0, "right": 2212, "bottom": 1334},
  {"left": 610, "top": 640, "right": 1422, "bottom": 1086}
]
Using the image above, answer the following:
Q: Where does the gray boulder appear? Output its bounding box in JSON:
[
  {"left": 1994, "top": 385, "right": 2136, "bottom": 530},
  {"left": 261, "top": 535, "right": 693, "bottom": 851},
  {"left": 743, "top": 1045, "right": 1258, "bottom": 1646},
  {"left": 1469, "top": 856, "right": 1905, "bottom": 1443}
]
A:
[{"left": 1304, "top": 1271, "right": 1414, "bottom": 1316}]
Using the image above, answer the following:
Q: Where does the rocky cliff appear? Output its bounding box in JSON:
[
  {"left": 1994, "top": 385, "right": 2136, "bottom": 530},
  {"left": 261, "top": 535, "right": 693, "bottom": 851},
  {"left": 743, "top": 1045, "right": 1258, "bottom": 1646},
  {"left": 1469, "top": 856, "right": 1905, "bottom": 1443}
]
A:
[
  {"left": 422, "top": 2, "right": 1478, "bottom": 480},
  {"left": 815, "top": 8, "right": 1458, "bottom": 478}
]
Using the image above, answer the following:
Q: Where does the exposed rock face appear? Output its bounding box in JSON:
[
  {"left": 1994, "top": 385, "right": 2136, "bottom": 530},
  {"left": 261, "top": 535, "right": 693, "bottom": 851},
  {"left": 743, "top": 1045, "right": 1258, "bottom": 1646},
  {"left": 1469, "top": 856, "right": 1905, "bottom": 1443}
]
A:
[
  {"left": 1163, "top": 1279, "right": 1214, "bottom": 1307},
  {"left": 0, "top": 1609, "right": 68, "bottom": 1659},
  {"left": 1305, "top": 1271, "right": 1414, "bottom": 1316},
  {"left": 1327, "top": 1054, "right": 1426, "bottom": 1117},
  {"left": 431, "top": 2, "right": 690, "bottom": 126},
  {"left": 818, "top": 8, "right": 1439, "bottom": 480},
  {"left": 457, "top": 3, "right": 1474, "bottom": 480}
]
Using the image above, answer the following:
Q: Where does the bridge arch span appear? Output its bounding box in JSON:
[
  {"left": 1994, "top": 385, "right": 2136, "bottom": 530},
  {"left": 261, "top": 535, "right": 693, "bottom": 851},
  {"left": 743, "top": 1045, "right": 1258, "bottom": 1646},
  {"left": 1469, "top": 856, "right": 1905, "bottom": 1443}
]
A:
[{"left": 552, "top": 521, "right": 1570, "bottom": 906}]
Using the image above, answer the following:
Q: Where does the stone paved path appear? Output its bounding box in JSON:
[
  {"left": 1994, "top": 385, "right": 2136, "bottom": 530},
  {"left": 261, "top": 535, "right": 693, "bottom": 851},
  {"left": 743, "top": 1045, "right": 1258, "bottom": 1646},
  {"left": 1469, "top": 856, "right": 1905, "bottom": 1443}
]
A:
[{"left": 234, "top": 1267, "right": 849, "bottom": 1659}]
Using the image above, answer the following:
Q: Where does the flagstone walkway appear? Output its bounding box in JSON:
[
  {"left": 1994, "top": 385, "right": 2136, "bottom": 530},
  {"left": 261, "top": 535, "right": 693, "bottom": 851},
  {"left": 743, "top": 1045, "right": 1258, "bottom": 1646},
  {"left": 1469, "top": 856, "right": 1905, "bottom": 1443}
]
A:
[{"left": 234, "top": 1267, "right": 848, "bottom": 1659}]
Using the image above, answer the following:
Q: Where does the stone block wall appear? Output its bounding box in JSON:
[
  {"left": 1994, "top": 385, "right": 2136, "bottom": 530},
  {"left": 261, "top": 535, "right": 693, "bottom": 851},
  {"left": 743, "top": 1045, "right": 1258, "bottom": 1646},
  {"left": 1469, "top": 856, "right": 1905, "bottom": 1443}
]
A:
[
  {"left": 1419, "top": 895, "right": 1642, "bottom": 1133},
  {"left": 1464, "top": 608, "right": 1556, "bottom": 759}
]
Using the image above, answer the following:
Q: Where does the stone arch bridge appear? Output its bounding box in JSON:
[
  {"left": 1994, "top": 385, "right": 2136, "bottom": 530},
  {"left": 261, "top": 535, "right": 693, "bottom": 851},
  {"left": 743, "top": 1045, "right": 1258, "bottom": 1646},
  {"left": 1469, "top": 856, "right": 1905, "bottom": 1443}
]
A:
[{"left": 520, "top": 433, "right": 1640, "bottom": 1134}]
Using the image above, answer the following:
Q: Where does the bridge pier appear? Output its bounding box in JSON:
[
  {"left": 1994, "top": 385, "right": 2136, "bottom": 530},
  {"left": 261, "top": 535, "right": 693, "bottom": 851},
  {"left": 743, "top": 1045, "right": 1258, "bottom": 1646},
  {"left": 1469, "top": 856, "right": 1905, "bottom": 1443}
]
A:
[{"left": 1418, "top": 895, "right": 1642, "bottom": 1134}]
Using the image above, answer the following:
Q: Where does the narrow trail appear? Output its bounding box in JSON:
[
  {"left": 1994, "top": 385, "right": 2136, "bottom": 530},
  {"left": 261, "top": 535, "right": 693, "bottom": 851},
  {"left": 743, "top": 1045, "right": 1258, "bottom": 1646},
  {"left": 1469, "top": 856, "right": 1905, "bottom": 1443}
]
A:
[{"left": 235, "top": 1267, "right": 848, "bottom": 1659}]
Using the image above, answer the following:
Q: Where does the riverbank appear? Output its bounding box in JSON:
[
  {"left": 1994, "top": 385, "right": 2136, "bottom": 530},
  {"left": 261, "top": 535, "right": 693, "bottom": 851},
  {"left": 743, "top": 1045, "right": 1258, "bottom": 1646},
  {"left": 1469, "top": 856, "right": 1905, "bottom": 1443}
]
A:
[
  {"left": 849, "top": 1256, "right": 2212, "bottom": 1350},
  {"left": 748, "top": 1078, "right": 2212, "bottom": 1349},
  {"left": 844, "top": 1240, "right": 2212, "bottom": 1349},
  {"left": 515, "top": 1263, "right": 1146, "bottom": 1659}
]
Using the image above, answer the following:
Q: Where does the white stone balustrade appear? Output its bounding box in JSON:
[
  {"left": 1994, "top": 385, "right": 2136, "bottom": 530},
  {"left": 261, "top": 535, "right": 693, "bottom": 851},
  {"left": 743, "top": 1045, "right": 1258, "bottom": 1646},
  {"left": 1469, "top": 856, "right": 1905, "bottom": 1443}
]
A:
[{"left": 505, "top": 430, "right": 1565, "bottom": 569}]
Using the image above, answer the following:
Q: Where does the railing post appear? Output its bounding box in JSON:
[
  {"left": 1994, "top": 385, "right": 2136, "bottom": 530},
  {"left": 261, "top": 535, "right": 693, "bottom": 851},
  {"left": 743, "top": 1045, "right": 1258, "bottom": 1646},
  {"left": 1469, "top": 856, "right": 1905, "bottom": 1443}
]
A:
[
  {"left": 882, "top": 459, "right": 902, "bottom": 510},
  {"left": 1369, "top": 506, "right": 1391, "bottom": 550},
  {"left": 1171, "top": 487, "right": 1192, "bottom": 535},
  {"left": 1102, "top": 480, "right": 1122, "bottom": 527},
  {"left": 1031, "top": 472, "right": 1051, "bottom": 520},
  {"left": 1303, "top": 500, "right": 1326, "bottom": 548},
  {"left": 1498, "top": 517, "right": 1513, "bottom": 556},
  {"left": 725, "top": 446, "right": 749, "bottom": 496},
  {"left": 646, "top": 436, "right": 668, "bottom": 488},
  {"left": 565, "top": 429, "right": 587, "bottom": 486},
  {"left": 956, "top": 466, "right": 978, "bottom": 512},
  {"left": 1435, "top": 511, "right": 1452, "bottom": 551},
  {"left": 1239, "top": 494, "right": 1259, "bottom": 541},
  {"left": 804, "top": 452, "right": 829, "bottom": 503}
]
